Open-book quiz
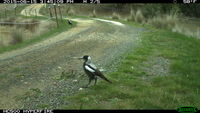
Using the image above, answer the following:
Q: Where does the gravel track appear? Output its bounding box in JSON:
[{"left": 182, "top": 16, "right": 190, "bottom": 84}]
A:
[{"left": 0, "top": 5, "right": 144, "bottom": 109}]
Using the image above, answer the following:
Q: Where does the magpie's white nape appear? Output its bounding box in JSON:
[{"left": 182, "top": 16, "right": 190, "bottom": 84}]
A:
[{"left": 67, "top": 19, "right": 72, "bottom": 25}]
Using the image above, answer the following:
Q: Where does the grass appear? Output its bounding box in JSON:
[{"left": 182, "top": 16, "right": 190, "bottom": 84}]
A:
[
  {"left": 0, "top": 19, "right": 76, "bottom": 54},
  {"left": 60, "top": 21, "right": 200, "bottom": 109}
]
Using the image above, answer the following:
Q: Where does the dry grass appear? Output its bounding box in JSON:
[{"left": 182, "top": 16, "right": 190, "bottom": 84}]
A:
[
  {"left": 90, "top": 9, "right": 97, "bottom": 18},
  {"left": 67, "top": 8, "right": 75, "bottom": 16},
  {"left": 24, "top": 19, "right": 39, "bottom": 32},
  {"left": 0, "top": 26, "right": 15, "bottom": 46},
  {"left": 126, "top": 8, "right": 178, "bottom": 30},
  {"left": 10, "top": 28, "right": 23, "bottom": 45},
  {"left": 126, "top": 8, "right": 199, "bottom": 38},
  {"left": 1, "top": 17, "right": 39, "bottom": 32},
  {"left": 0, "top": 18, "right": 56, "bottom": 46},
  {"left": 172, "top": 19, "right": 200, "bottom": 38},
  {"left": 127, "top": 8, "right": 135, "bottom": 22},
  {"left": 172, "top": 24, "right": 200, "bottom": 38},
  {"left": 135, "top": 10, "right": 145, "bottom": 23},
  {"left": 147, "top": 14, "right": 178, "bottom": 29},
  {"left": 0, "top": 17, "right": 16, "bottom": 27},
  {"left": 111, "top": 12, "right": 120, "bottom": 20},
  {"left": 127, "top": 9, "right": 145, "bottom": 24}
]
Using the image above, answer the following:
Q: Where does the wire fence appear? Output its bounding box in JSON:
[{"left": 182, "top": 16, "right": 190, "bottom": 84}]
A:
[
  {"left": 0, "top": 17, "right": 51, "bottom": 25},
  {"left": 0, "top": 4, "right": 52, "bottom": 25}
]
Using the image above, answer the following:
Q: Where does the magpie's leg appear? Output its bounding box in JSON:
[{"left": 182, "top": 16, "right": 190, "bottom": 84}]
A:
[
  {"left": 94, "top": 76, "right": 97, "bottom": 85},
  {"left": 83, "top": 78, "right": 92, "bottom": 88}
]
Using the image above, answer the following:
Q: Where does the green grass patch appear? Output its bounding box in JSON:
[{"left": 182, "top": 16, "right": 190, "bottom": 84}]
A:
[
  {"left": 60, "top": 21, "right": 200, "bottom": 109},
  {"left": 0, "top": 19, "right": 76, "bottom": 54}
]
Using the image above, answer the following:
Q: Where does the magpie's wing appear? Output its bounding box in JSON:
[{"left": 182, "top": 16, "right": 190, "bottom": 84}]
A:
[
  {"left": 94, "top": 69, "right": 112, "bottom": 83},
  {"left": 85, "top": 65, "right": 95, "bottom": 73},
  {"left": 89, "top": 63, "right": 97, "bottom": 69},
  {"left": 85, "top": 64, "right": 112, "bottom": 83}
]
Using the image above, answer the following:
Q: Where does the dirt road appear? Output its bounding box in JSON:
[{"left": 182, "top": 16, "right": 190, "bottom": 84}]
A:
[{"left": 0, "top": 4, "right": 143, "bottom": 109}]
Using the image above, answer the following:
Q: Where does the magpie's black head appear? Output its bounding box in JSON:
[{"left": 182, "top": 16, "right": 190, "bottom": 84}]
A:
[
  {"left": 78, "top": 55, "right": 91, "bottom": 61},
  {"left": 83, "top": 55, "right": 89, "bottom": 60}
]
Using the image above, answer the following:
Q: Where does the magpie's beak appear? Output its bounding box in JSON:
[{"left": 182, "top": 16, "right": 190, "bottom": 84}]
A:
[
  {"left": 78, "top": 57, "right": 83, "bottom": 60},
  {"left": 72, "top": 57, "right": 83, "bottom": 60}
]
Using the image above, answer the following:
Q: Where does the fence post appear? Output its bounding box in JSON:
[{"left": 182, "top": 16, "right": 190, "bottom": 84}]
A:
[
  {"left": 14, "top": 6, "right": 17, "bottom": 16},
  {"left": 5, "top": 7, "right": 7, "bottom": 18},
  {"left": 35, "top": 9, "right": 37, "bottom": 17},
  {"left": 25, "top": 9, "right": 27, "bottom": 17},
  {"left": 53, "top": 3, "right": 59, "bottom": 28},
  {"left": 58, "top": 4, "right": 63, "bottom": 22},
  {"left": 48, "top": 6, "right": 52, "bottom": 18}
]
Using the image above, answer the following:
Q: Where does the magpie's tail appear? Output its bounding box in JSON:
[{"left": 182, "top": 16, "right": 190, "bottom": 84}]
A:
[{"left": 99, "top": 75, "right": 112, "bottom": 83}]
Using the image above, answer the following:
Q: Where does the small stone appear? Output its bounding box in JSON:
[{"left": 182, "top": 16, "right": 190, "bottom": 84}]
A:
[
  {"left": 58, "top": 66, "right": 62, "bottom": 69},
  {"left": 79, "top": 88, "right": 83, "bottom": 91},
  {"left": 131, "top": 66, "right": 134, "bottom": 69},
  {"left": 53, "top": 82, "right": 57, "bottom": 85},
  {"left": 24, "top": 82, "right": 28, "bottom": 84},
  {"left": 73, "top": 79, "right": 78, "bottom": 82}
]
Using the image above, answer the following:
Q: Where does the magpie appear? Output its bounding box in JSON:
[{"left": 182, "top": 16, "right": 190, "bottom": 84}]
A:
[
  {"left": 67, "top": 19, "right": 72, "bottom": 25},
  {"left": 78, "top": 55, "right": 112, "bottom": 87}
]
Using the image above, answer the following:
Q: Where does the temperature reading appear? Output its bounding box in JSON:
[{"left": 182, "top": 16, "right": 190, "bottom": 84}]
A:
[{"left": 90, "top": 0, "right": 100, "bottom": 4}]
